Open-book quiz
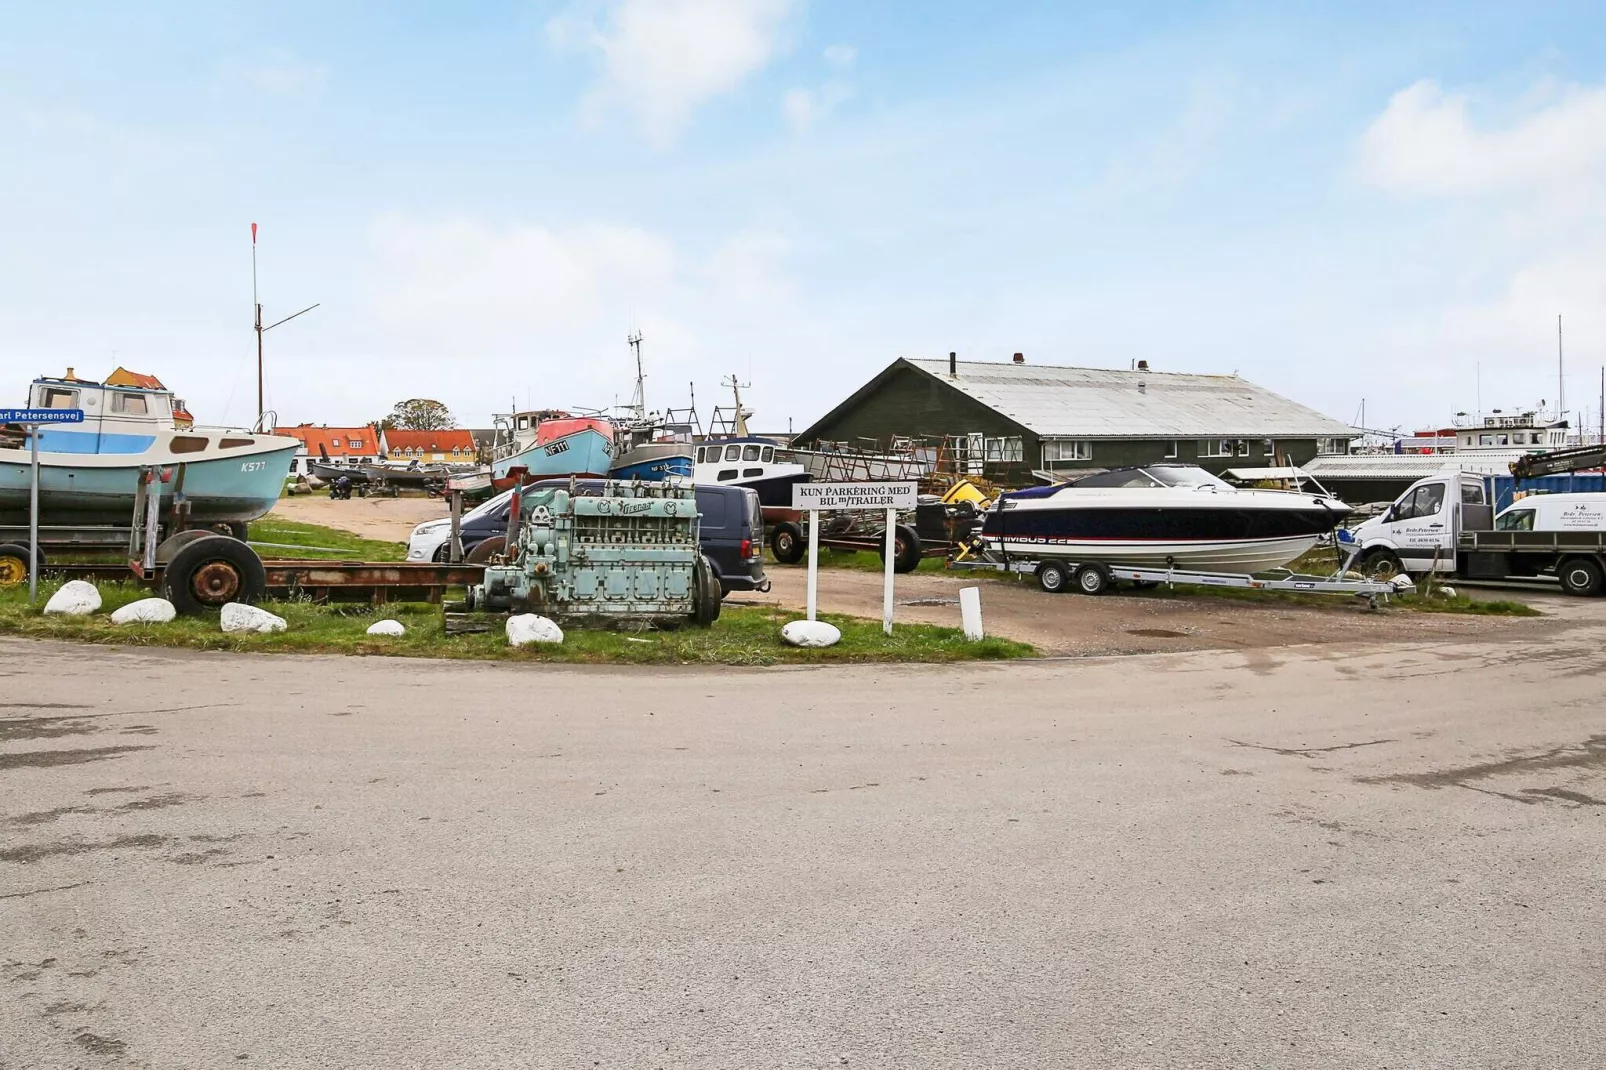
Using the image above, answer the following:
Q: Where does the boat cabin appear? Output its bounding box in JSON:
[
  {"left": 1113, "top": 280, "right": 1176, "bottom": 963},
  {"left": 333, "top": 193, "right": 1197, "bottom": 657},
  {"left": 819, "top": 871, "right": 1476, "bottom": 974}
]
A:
[
  {"left": 694, "top": 437, "right": 782, "bottom": 482},
  {"left": 26, "top": 373, "right": 180, "bottom": 455}
]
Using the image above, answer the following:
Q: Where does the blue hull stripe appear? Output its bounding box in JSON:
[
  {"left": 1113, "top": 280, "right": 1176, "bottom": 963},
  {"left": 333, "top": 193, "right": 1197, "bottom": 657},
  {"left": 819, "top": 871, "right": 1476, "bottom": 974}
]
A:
[{"left": 37, "top": 429, "right": 157, "bottom": 454}]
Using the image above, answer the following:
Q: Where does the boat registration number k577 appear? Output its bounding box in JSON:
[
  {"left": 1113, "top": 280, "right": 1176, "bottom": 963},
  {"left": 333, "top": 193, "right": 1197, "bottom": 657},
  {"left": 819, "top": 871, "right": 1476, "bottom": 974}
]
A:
[{"left": 240, "top": 461, "right": 267, "bottom": 472}]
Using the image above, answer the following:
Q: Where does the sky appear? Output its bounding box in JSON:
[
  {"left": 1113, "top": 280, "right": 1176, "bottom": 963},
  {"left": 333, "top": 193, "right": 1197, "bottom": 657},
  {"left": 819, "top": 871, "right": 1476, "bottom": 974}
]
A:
[{"left": 3, "top": 1, "right": 1606, "bottom": 438}]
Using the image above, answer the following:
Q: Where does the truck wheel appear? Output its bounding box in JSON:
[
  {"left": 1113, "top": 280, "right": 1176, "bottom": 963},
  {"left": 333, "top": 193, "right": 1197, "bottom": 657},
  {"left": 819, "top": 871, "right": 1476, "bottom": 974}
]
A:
[
  {"left": 0, "top": 543, "right": 39, "bottom": 587},
  {"left": 877, "top": 524, "right": 923, "bottom": 573},
  {"left": 1036, "top": 560, "right": 1069, "bottom": 593},
  {"left": 1360, "top": 549, "right": 1403, "bottom": 581},
  {"left": 162, "top": 535, "right": 268, "bottom": 615},
  {"left": 770, "top": 522, "right": 805, "bottom": 564},
  {"left": 1558, "top": 557, "right": 1604, "bottom": 597},
  {"left": 1074, "top": 563, "right": 1113, "bottom": 596},
  {"left": 689, "top": 555, "right": 722, "bottom": 626}
]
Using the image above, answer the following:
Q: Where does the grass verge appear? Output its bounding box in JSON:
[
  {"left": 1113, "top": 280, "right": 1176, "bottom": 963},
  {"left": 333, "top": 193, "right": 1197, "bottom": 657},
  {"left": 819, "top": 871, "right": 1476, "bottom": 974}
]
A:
[
  {"left": 0, "top": 580, "right": 1033, "bottom": 666},
  {"left": 248, "top": 514, "right": 408, "bottom": 561}
]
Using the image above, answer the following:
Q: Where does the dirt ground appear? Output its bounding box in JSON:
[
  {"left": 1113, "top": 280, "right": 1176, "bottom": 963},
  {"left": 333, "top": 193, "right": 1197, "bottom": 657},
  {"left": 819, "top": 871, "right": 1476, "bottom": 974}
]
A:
[
  {"left": 269, "top": 493, "right": 449, "bottom": 542},
  {"left": 267, "top": 493, "right": 1587, "bottom": 658}
]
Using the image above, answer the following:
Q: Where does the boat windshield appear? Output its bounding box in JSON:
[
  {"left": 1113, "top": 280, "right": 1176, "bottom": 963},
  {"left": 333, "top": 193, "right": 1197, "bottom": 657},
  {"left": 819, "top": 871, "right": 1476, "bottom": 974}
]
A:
[
  {"left": 1070, "top": 469, "right": 1167, "bottom": 489},
  {"left": 1143, "top": 466, "right": 1231, "bottom": 489}
]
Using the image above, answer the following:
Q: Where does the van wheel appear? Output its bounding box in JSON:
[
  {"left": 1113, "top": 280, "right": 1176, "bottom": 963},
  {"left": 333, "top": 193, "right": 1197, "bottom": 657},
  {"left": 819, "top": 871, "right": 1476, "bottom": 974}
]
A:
[
  {"left": 1558, "top": 557, "right": 1604, "bottom": 597},
  {"left": 1036, "top": 561, "right": 1069, "bottom": 593},
  {"left": 1360, "top": 549, "right": 1403, "bottom": 581},
  {"left": 770, "top": 522, "right": 805, "bottom": 564}
]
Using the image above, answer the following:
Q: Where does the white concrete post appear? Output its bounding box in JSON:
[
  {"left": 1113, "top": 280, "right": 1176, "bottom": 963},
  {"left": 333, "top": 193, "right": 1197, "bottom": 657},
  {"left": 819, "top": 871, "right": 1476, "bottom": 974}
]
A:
[
  {"left": 959, "top": 585, "right": 984, "bottom": 641},
  {"left": 882, "top": 507, "right": 896, "bottom": 636},
  {"left": 805, "top": 508, "right": 820, "bottom": 621}
]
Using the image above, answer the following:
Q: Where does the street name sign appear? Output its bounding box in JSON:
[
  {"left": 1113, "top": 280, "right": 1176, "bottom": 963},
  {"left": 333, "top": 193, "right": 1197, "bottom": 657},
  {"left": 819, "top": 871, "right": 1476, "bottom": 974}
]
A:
[{"left": 1, "top": 408, "right": 84, "bottom": 423}]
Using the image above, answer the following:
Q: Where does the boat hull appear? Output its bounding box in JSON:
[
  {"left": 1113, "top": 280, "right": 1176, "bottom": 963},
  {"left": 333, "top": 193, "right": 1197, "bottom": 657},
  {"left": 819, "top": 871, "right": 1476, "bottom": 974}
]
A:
[
  {"left": 0, "top": 443, "right": 301, "bottom": 526},
  {"left": 982, "top": 502, "right": 1345, "bottom": 574},
  {"left": 611, "top": 443, "right": 694, "bottom": 481},
  {"left": 493, "top": 428, "right": 614, "bottom": 481}
]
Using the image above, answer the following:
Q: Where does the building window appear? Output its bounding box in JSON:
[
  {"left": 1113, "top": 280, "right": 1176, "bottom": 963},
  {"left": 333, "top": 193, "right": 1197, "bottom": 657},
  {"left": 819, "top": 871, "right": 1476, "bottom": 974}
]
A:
[
  {"left": 1042, "top": 439, "right": 1092, "bottom": 463},
  {"left": 1198, "top": 439, "right": 1233, "bottom": 458},
  {"left": 1318, "top": 437, "right": 1350, "bottom": 456},
  {"left": 1164, "top": 440, "right": 1178, "bottom": 459},
  {"left": 349, "top": 439, "right": 362, "bottom": 449},
  {"left": 983, "top": 436, "right": 1024, "bottom": 462},
  {"left": 1237, "top": 440, "right": 1251, "bottom": 457}
]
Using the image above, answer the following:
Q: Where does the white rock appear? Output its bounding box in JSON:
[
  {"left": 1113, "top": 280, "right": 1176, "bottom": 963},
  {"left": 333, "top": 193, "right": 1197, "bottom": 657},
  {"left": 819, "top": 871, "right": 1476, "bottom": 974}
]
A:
[
  {"left": 1436, "top": 586, "right": 1458, "bottom": 599},
  {"left": 366, "top": 618, "right": 406, "bottom": 637},
  {"left": 506, "top": 613, "right": 564, "bottom": 646},
  {"left": 110, "top": 597, "right": 176, "bottom": 625},
  {"left": 220, "top": 602, "right": 287, "bottom": 634},
  {"left": 43, "top": 580, "right": 101, "bottom": 616},
  {"left": 1390, "top": 574, "right": 1415, "bottom": 591},
  {"left": 780, "top": 619, "right": 841, "bottom": 648}
]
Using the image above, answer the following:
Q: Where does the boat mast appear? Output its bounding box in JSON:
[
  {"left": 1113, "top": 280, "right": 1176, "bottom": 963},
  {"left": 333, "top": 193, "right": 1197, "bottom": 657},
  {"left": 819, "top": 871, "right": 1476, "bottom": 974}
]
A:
[
  {"left": 250, "top": 222, "right": 320, "bottom": 432},
  {"left": 627, "top": 330, "right": 646, "bottom": 421},
  {"left": 1557, "top": 314, "right": 1565, "bottom": 429},
  {"left": 723, "top": 374, "right": 752, "bottom": 437}
]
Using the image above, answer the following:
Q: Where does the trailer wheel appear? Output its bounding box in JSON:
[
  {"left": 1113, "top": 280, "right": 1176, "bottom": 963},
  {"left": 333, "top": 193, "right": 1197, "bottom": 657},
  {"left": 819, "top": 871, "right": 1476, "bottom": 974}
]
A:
[
  {"left": 771, "top": 522, "right": 805, "bottom": 564},
  {"left": 1360, "top": 549, "right": 1404, "bottom": 581},
  {"left": 0, "top": 543, "right": 38, "bottom": 588},
  {"left": 877, "top": 524, "right": 923, "bottom": 574},
  {"left": 208, "top": 521, "right": 249, "bottom": 541},
  {"left": 465, "top": 536, "right": 507, "bottom": 564},
  {"left": 1073, "top": 563, "right": 1113, "bottom": 596},
  {"left": 1036, "top": 560, "right": 1070, "bottom": 593},
  {"left": 162, "top": 535, "right": 268, "bottom": 615},
  {"left": 1558, "top": 557, "right": 1604, "bottom": 597},
  {"left": 154, "top": 529, "right": 217, "bottom": 565}
]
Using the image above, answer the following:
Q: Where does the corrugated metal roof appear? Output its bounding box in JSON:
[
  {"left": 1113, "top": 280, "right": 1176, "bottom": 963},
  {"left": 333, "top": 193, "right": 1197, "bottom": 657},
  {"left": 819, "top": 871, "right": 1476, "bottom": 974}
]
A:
[
  {"left": 1302, "top": 452, "right": 1528, "bottom": 480},
  {"left": 907, "top": 359, "right": 1353, "bottom": 439}
]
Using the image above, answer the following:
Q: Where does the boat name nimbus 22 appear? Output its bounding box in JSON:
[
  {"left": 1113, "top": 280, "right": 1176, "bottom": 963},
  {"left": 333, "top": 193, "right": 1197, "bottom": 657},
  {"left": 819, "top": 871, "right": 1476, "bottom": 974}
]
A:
[{"left": 977, "top": 464, "right": 1353, "bottom": 575}]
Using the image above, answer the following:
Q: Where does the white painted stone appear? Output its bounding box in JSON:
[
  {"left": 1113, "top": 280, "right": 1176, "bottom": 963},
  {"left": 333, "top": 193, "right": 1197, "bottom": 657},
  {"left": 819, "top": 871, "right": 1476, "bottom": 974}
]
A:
[
  {"left": 220, "top": 602, "right": 287, "bottom": 634},
  {"left": 1436, "top": 586, "right": 1458, "bottom": 599},
  {"left": 43, "top": 580, "right": 101, "bottom": 616},
  {"left": 781, "top": 619, "right": 841, "bottom": 648},
  {"left": 507, "top": 614, "right": 564, "bottom": 646},
  {"left": 1390, "top": 574, "right": 1415, "bottom": 591},
  {"left": 110, "top": 597, "right": 176, "bottom": 625},
  {"left": 366, "top": 618, "right": 406, "bottom": 637}
]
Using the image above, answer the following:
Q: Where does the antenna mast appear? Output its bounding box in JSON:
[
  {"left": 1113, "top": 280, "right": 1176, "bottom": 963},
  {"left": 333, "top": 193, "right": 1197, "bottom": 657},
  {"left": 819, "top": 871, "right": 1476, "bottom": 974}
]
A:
[
  {"left": 722, "top": 373, "right": 752, "bottom": 437},
  {"left": 1558, "top": 314, "right": 1565, "bottom": 425},
  {"left": 250, "top": 222, "right": 320, "bottom": 431}
]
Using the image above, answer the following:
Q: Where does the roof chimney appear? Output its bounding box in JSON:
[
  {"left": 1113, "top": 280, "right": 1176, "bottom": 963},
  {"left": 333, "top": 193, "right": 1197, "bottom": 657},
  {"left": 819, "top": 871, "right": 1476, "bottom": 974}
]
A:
[
  {"left": 948, "top": 351, "right": 957, "bottom": 377},
  {"left": 65, "top": 366, "right": 74, "bottom": 380},
  {"left": 1137, "top": 359, "right": 1150, "bottom": 372},
  {"left": 1012, "top": 352, "right": 1025, "bottom": 364}
]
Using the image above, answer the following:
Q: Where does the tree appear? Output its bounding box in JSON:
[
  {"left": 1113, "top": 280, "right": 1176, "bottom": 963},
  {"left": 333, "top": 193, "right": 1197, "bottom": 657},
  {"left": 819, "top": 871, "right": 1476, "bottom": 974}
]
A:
[{"left": 386, "top": 398, "right": 456, "bottom": 431}]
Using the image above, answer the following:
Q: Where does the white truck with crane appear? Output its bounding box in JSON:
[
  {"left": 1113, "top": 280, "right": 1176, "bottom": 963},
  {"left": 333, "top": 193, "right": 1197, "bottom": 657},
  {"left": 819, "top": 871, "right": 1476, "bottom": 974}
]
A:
[{"left": 1343, "top": 442, "right": 1606, "bottom": 595}]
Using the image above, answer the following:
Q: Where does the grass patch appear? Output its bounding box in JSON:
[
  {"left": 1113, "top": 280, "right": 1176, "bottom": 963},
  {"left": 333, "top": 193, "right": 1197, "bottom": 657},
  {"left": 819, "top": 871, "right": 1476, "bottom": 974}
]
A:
[
  {"left": 769, "top": 549, "right": 950, "bottom": 574},
  {"left": 0, "top": 580, "right": 1033, "bottom": 665},
  {"left": 248, "top": 514, "right": 407, "bottom": 561}
]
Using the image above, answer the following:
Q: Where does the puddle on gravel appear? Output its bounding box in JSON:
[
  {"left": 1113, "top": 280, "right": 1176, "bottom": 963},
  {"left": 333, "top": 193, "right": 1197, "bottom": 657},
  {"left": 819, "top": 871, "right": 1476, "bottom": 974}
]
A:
[{"left": 1127, "top": 628, "right": 1189, "bottom": 639}]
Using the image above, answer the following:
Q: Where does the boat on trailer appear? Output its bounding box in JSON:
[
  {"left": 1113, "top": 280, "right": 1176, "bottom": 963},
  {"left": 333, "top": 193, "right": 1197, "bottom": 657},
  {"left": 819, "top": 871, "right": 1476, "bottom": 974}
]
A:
[
  {"left": 491, "top": 410, "right": 614, "bottom": 486},
  {"left": 978, "top": 464, "right": 1352, "bottom": 574},
  {"left": 0, "top": 371, "right": 300, "bottom": 528}
]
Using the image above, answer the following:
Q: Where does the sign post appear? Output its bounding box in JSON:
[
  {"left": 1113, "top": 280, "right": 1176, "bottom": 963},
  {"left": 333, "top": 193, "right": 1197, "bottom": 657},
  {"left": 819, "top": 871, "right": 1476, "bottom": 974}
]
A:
[
  {"left": 1, "top": 408, "right": 86, "bottom": 604},
  {"left": 791, "top": 482, "right": 918, "bottom": 632}
]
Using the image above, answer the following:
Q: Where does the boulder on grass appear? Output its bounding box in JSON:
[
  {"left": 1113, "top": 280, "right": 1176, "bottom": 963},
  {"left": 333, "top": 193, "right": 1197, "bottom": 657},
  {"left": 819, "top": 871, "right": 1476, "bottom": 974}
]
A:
[
  {"left": 220, "top": 602, "right": 287, "bottom": 634},
  {"left": 43, "top": 580, "right": 101, "bottom": 616},
  {"left": 110, "top": 597, "right": 176, "bottom": 625},
  {"left": 781, "top": 619, "right": 841, "bottom": 648},
  {"left": 507, "top": 614, "right": 563, "bottom": 646},
  {"left": 366, "top": 618, "right": 406, "bottom": 637}
]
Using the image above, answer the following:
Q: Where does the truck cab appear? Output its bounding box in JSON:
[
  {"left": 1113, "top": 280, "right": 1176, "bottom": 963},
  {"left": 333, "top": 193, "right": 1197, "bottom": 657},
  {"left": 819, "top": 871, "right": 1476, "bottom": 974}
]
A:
[{"left": 1347, "top": 471, "right": 1492, "bottom": 575}]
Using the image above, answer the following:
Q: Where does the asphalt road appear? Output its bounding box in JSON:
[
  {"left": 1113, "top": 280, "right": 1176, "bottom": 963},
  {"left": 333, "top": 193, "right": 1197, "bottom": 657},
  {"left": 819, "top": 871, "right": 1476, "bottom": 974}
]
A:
[{"left": 3, "top": 631, "right": 1604, "bottom": 1069}]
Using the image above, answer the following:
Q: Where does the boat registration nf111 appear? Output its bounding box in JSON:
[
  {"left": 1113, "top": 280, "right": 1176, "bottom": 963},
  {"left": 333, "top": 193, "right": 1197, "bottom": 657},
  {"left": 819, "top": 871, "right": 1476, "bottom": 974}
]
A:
[{"left": 792, "top": 481, "right": 917, "bottom": 511}]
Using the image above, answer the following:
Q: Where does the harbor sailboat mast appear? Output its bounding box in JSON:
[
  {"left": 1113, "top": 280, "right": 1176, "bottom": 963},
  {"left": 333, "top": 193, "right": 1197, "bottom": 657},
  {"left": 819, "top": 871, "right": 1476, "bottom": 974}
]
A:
[{"left": 250, "top": 222, "right": 321, "bottom": 430}]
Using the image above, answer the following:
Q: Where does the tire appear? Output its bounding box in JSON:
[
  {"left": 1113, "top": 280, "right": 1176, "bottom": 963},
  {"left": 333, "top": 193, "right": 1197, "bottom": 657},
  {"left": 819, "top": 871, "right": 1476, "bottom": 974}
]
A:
[
  {"left": 161, "top": 534, "right": 268, "bottom": 615},
  {"left": 153, "top": 529, "right": 216, "bottom": 565},
  {"left": 1074, "top": 563, "right": 1112, "bottom": 596},
  {"left": 770, "top": 522, "right": 805, "bottom": 564},
  {"left": 877, "top": 524, "right": 923, "bottom": 574},
  {"left": 689, "top": 555, "right": 722, "bottom": 626},
  {"left": 0, "top": 542, "right": 38, "bottom": 588},
  {"left": 465, "top": 536, "right": 507, "bottom": 564},
  {"left": 1360, "top": 549, "right": 1404, "bottom": 581},
  {"left": 1557, "top": 557, "right": 1605, "bottom": 597},
  {"left": 1131, "top": 579, "right": 1159, "bottom": 590},
  {"left": 1036, "top": 560, "right": 1069, "bottom": 593}
]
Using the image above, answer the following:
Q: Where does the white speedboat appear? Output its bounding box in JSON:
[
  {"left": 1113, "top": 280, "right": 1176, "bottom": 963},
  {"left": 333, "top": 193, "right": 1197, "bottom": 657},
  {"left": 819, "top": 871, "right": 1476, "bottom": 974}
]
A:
[{"left": 978, "top": 464, "right": 1352, "bottom": 574}]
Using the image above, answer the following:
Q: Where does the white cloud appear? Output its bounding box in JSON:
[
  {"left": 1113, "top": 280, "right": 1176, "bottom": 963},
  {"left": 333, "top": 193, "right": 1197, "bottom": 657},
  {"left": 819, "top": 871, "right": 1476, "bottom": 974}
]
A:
[
  {"left": 548, "top": 0, "right": 795, "bottom": 148},
  {"left": 1359, "top": 79, "right": 1606, "bottom": 195},
  {"left": 220, "top": 49, "right": 328, "bottom": 96},
  {"left": 782, "top": 81, "right": 852, "bottom": 129},
  {"left": 822, "top": 43, "right": 856, "bottom": 69},
  {"left": 703, "top": 229, "right": 793, "bottom": 301}
]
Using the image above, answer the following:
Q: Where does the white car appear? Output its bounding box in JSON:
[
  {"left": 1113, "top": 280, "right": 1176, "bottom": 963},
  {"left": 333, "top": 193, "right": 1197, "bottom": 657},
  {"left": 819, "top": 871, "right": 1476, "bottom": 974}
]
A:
[{"left": 405, "top": 488, "right": 515, "bottom": 561}]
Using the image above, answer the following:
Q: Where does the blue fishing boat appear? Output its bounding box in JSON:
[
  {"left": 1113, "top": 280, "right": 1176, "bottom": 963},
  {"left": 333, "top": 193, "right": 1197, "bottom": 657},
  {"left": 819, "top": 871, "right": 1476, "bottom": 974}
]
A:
[
  {"left": 0, "top": 371, "right": 301, "bottom": 526},
  {"left": 490, "top": 410, "right": 615, "bottom": 486}
]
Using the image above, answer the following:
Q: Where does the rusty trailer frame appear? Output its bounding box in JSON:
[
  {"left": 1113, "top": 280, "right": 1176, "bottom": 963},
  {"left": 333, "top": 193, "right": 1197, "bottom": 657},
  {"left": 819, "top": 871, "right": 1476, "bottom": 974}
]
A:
[{"left": 43, "top": 560, "right": 485, "bottom": 605}]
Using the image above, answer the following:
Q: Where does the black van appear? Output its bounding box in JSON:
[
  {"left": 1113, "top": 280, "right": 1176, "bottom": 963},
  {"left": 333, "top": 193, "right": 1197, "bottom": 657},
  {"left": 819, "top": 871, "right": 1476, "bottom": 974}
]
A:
[{"left": 448, "top": 481, "right": 769, "bottom": 598}]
